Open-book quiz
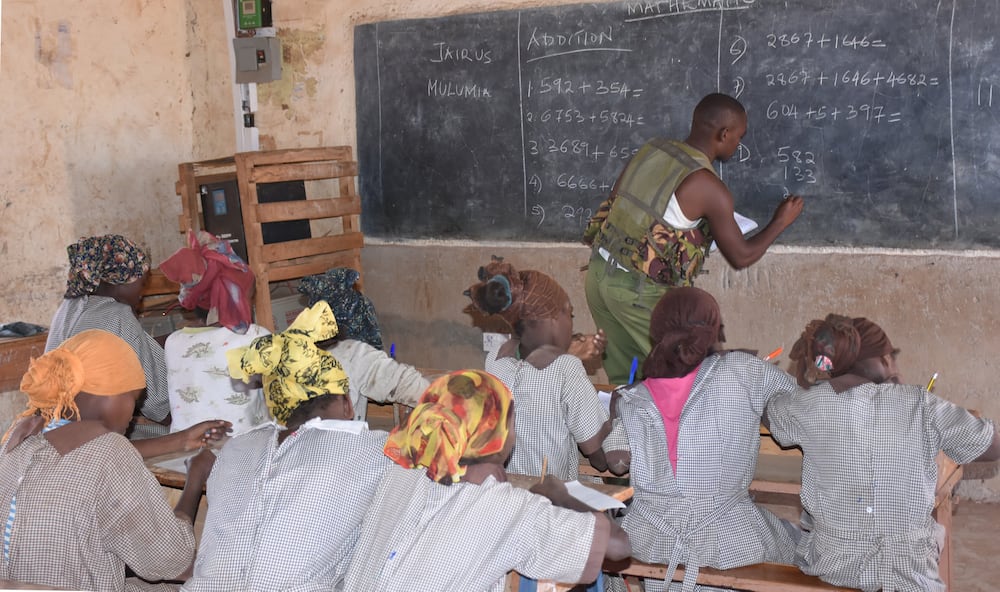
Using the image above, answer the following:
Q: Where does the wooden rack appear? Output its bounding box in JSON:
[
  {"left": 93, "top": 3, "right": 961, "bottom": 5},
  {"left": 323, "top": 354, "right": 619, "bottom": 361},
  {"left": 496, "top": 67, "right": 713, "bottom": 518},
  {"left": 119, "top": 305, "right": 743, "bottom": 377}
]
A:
[{"left": 176, "top": 147, "right": 363, "bottom": 330}]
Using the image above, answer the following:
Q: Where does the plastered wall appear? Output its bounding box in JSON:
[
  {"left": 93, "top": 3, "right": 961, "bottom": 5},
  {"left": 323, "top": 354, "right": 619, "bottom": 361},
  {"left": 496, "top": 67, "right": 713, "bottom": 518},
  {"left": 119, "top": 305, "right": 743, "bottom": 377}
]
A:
[{"left": 0, "top": 0, "right": 997, "bottom": 499}]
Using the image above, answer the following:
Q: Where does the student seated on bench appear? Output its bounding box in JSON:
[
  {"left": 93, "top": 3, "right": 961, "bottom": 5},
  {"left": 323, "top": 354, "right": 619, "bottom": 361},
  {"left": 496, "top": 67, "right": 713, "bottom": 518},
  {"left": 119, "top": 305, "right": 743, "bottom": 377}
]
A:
[
  {"left": 603, "top": 287, "right": 799, "bottom": 592},
  {"left": 465, "top": 257, "right": 611, "bottom": 481},
  {"left": 342, "top": 369, "right": 632, "bottom": 592},
  {"left": 182, "top": 301, "right": 393, "bottom": 592},
  {"left": 1, "top": 330, "right": 210, "bottom": 591},
  {"left": 768, "top": 315, "right": 1000, "bottom": 592},
  {"left": 160, "top": 230, "right": 271, "bottom": 435},
  {"left": 298, "top": 267, "right": 428, "bottom": 422}
]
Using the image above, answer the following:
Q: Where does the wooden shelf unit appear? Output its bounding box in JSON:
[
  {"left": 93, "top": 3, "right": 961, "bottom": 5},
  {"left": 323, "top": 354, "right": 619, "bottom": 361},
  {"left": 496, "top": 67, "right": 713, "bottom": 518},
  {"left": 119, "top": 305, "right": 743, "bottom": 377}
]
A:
[{"left": 176, "top": 147, "right": 364, "bottom": 330}]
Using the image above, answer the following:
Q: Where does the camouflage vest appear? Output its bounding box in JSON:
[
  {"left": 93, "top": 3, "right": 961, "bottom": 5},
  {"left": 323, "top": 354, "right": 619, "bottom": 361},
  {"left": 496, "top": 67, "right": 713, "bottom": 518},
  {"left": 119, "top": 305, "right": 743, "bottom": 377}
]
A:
[{"left": 587, "top": 139, "right": 716, "bottom": 287}]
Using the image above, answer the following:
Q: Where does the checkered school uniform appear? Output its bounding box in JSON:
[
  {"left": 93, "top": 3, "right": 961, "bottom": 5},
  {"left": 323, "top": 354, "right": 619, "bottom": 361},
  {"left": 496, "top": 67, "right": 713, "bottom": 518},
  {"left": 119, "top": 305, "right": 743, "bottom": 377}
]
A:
[
  {"left": 767, "top": 382, "right": 995, "bottom": 592},
  {"left": 46, "top": 296, "right": 170, "bottom": 437},
  {"left": 486, "top": 349, "right": 608, "bottom": 480},
  {"left": 326, "top": 339, "right": 428, "bottom": 422},
  {"left": 605, "top": 352, "right": 799, "bottom": 592},
  {"left": 183, "top": 419, "right": 392, "bottom": 592},
  {"left": 0, "top": 431, "right": 195, "bottom": 591},
  {"left": 342, "top": 464, "right": 606, "bottom": 592}
]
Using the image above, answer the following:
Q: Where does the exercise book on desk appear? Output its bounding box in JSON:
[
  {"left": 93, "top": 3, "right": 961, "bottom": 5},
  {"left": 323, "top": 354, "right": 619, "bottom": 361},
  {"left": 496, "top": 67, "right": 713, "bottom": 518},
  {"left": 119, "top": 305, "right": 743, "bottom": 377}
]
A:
[{"left": 565, "top": 480, "right": 625, "bottom": 511}]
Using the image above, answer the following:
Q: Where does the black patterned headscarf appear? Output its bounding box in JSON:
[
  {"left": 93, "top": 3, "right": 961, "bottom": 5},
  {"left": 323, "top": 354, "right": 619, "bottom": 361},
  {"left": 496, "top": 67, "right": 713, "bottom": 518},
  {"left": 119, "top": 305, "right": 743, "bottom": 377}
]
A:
[
  {"left": 64, "top": 235, "right": 149, "bottom": 298},
  {"left": 298, "top": 267, "right": 383, "bottom": 350}
]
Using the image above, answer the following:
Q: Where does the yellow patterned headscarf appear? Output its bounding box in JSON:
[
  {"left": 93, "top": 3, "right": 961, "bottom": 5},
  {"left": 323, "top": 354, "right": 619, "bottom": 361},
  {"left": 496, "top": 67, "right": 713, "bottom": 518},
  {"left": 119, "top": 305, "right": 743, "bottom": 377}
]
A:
[
  {"left": 384, "top": 370, "right": 512, "bottom": 484},
  {"left": 226, "top": 301, "right": 349, "bottom": 424},
  {"left": 18, "top": 329, "right": 146, "bottom": 424}
]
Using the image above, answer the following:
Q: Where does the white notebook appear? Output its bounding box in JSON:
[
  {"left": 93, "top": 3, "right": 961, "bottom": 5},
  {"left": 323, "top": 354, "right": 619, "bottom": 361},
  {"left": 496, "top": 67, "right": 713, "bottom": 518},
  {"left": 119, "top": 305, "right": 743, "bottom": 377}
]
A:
[{"left": 565, "top": 480, "right": 626, "bottom": 511}]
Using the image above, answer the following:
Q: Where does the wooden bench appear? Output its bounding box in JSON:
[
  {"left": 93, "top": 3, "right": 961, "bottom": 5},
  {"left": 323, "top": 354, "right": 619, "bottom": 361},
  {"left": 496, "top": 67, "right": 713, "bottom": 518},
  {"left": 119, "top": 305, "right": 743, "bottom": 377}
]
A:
[{"left": 603, "top": 558, "right": 856, "bottom": 591}]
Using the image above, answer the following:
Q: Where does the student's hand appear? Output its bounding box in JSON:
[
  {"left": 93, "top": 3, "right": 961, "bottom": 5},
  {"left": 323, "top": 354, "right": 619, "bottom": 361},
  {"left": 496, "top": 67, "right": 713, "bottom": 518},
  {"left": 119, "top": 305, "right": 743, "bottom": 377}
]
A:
[
  {"left": 771, "top": 194, "right": 804, "bottom": 228},
  {"left": 568, "top": 330, "right": 607, "bottom": 375},
  {"left": 530, "top": 476, "right": 569, "bottom": 504},
  {"left": 180, "top": 420, "right": 232, "bottom": 451},
  {"left": 184, "top": 448, "right": 216, "bottom": 485}
]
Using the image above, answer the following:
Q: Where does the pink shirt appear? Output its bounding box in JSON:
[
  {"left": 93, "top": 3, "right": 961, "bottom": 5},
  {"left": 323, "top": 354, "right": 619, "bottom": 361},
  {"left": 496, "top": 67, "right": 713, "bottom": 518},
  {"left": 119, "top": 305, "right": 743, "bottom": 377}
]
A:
[{"left": 644, "top": 365, "right": 701, "bottom": 474}]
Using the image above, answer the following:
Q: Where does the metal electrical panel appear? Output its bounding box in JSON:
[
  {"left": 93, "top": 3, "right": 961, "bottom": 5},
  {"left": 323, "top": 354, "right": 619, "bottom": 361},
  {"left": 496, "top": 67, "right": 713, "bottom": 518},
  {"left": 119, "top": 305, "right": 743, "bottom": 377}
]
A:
[{"left": 234, "top": 37, "right": 282, "bottom": 84}]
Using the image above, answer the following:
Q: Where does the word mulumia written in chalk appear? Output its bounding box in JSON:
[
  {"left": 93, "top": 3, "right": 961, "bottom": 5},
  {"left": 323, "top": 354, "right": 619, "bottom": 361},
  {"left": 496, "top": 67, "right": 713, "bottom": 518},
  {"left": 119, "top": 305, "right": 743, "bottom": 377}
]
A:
[{"left": 427, "top": 79, "right": 493, "bottom": 99}]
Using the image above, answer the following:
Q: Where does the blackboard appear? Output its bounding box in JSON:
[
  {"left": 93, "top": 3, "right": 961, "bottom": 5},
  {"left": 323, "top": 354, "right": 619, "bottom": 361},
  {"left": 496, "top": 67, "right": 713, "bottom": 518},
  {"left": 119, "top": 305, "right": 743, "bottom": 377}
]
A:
[{"left": 355, "top": 1, "right": 1000, "bottom": 247}]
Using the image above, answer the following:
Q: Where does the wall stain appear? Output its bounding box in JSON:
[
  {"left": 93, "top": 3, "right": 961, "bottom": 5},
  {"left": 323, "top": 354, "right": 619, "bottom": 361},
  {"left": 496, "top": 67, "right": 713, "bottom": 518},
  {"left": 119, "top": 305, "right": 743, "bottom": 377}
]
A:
[
  {"left": 257, "top": 27, "right": 325, "bottom": 120},
  {"left": 34, "top": 20, "right": 74, "bottom": 89}
]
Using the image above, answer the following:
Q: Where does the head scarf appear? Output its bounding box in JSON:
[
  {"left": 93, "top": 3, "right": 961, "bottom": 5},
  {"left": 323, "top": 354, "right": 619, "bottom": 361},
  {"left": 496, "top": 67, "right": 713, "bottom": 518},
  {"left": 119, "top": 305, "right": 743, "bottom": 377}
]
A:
[
  {"left": 642, "top": 287, "right": 724, "bottom": 378},
  {"left": 464, "top": 257, "right": 570, "bottom": 330},
  {"left": 297, "top": 267, "right": 383, "bottom": 349},
  {"left": 64, "top": 234, "right": 150, "bottom": 298},
  {"left": 159, "top": 230, "right": 255, "bottom": 333},
  {"left": 789, "top": 314, "right": 862, "bottom": 387},
  {"left": 18, "top": 329, "right": 146, "bottom": 425},
  {"left": 227, "top": 301, "right": 348, "bottom": 424},
  {"left": 384, "top": 369, "right": 512, "bottom": 485},
  {"left": 853, "top": 317, "right": 896, "bottom": 361}
]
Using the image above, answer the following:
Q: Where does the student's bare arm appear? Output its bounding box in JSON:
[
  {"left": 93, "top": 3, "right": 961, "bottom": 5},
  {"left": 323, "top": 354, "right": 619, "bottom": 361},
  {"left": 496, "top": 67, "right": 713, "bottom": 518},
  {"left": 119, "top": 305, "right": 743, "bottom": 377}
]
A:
[
  {"left": 530, "top": 478, "right": 632, "bottom": 560},
  {"left": 678, "top": 171, "right": 803, "bottom": 269}
]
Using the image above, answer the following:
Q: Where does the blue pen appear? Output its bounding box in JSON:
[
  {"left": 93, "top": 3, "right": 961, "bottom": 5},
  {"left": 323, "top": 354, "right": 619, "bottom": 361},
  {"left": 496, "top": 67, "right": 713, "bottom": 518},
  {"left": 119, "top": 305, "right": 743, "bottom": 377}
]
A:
[
  {"left": 389, "top": 343, "right": 396, "bottom": 359},
  {"left": 628, "top": 356, "right": 638, "bottom": 384}
]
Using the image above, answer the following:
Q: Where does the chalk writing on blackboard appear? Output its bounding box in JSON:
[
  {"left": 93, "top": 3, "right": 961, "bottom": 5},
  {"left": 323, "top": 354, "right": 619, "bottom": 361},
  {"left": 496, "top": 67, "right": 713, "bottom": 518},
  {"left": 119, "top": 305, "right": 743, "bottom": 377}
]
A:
[{"left": 356, "top": 0, "right": 1000, "bottom": 247}]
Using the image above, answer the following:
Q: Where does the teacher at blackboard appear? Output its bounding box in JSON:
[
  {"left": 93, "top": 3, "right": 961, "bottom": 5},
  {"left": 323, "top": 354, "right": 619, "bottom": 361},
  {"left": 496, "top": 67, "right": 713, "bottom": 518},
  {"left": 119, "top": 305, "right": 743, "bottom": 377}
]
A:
[{"left": 582, "top": 93, "right": 804, "bottom": 384}]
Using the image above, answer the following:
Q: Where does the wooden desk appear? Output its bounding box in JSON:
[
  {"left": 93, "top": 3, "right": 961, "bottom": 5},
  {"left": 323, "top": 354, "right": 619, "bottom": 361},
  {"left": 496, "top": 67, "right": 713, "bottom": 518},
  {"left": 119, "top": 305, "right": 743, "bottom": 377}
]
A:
[{"left": 0, "top": 333, "right": 47, "bottom": 392}]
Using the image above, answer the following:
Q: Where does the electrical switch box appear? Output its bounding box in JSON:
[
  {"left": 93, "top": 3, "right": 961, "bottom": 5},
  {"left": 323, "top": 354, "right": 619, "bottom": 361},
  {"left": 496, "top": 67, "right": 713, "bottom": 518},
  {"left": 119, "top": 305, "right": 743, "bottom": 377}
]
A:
[
  {"left": 234, "top": 37, "right": 282, "bottom": 84},
  {"left": 237, "top": 0, "right": 272, "bottom": 30}
]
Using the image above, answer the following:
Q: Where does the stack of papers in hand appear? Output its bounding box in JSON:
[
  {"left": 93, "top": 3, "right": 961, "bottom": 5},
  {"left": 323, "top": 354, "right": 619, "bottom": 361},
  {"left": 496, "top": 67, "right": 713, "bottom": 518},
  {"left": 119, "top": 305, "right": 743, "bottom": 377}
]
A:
[{"left": 565, "top": 480, "right": 626, "bottom": 511}]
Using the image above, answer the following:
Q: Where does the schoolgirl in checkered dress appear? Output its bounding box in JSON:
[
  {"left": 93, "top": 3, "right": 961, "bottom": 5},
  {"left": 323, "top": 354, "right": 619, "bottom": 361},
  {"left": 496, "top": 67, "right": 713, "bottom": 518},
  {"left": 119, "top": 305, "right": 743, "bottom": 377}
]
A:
[
  {"left": 466, "top": 257, "right": 611, "bottom": 482},
  {"left": 603, "top": 287, "right": 799, "bottom": 592},
  {"left": 767, "top": 314, "right": 999, "bottom": 592}
]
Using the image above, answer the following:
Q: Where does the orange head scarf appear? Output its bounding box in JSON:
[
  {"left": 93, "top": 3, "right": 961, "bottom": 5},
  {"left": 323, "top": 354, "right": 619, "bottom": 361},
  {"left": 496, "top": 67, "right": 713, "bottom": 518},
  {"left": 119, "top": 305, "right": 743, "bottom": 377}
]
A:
[
  {"left": 384, "top": 370, "right": 512, "bottom": 485},
  {"left": 18, "top": 329, "right": 146, "bottom": 424}
]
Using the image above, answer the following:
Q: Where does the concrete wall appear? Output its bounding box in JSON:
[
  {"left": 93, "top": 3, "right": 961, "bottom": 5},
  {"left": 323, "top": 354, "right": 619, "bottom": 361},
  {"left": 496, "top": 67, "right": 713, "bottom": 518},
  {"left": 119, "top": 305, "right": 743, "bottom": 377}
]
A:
[
  {"left": 360, "top": 240, "right": 1000, "bottom": 500},
  {"left": 0, "top": 0, "right": 234, "bottom": 325},
  {"left": 1, "top": 0, "right": 997, "bottom": 500}
]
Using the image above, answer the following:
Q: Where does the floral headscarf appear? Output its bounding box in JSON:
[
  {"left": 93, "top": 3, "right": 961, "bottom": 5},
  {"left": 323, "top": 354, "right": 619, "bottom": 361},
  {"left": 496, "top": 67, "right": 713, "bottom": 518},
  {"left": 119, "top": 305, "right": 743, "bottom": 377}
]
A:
[
  {"left": 64, "top": 235, "right": 149, "bottom": 298},
  {"left": 227, "top": 301, "right": 349, "bottom": 424},
  {"left": 297, "top": 267, "right": 383, "bottom": 349},
  {"left": 384, "top": 370, "right": 512, "bottom": 484}
]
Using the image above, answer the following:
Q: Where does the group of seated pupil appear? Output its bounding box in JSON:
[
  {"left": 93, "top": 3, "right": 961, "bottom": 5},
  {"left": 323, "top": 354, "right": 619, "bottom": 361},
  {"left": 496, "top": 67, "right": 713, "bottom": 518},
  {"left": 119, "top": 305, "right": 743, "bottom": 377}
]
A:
[{"left": 0, "top": 233, "right": 995, "bottom": 592}]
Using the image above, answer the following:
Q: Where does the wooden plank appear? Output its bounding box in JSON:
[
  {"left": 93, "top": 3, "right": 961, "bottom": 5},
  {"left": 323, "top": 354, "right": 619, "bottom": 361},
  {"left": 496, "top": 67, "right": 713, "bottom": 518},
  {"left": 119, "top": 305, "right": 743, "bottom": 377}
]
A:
[
  {"left": 604, "top": 559, "right": 856, "bottom": 591},
  {"left": 265, "top": 252, "right": 362, "bottom": 283},
  {"left": 255, "top": 195, "right": 361, "bottom": 223},
  {"left": 260, "top": 233, "right": 364, "bottom": 263},
  {"left": 0, "top": 333, "right": 47, "bottom": 392},
  {"left": 143, "top": 269, "right": 181, "bottom": 297},
  {"left": 238, "top": 146, "right": 353, "bottom": 167},
  {"left": 249, "top": 160, "right": 358, "bottom": 184}
]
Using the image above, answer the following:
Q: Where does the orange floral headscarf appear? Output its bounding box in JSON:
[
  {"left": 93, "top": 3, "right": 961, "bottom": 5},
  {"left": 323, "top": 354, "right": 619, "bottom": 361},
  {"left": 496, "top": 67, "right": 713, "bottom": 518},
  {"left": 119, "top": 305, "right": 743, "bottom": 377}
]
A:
[
  {"left": 384, "top": 370, "right": 512, "bottom": 484},
  {"left": 18, "top": 329, "right": 146, "bottom": 425}
]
